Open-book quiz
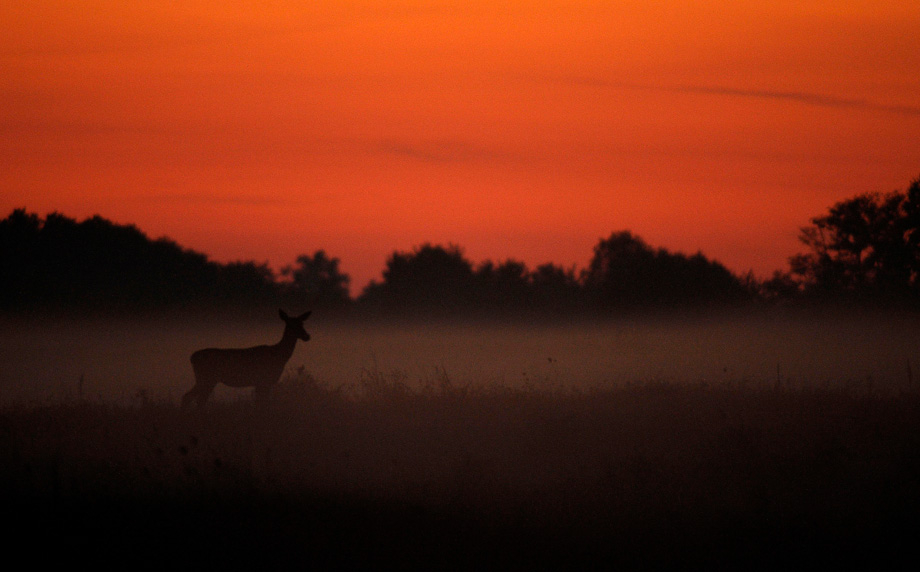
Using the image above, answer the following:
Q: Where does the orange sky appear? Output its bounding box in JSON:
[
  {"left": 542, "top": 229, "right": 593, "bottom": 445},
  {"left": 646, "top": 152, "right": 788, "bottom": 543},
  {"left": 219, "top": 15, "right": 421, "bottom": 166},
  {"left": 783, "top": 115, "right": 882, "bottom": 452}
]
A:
[{"left": 3, "top": 1, "right": 919, "bottom": 292}]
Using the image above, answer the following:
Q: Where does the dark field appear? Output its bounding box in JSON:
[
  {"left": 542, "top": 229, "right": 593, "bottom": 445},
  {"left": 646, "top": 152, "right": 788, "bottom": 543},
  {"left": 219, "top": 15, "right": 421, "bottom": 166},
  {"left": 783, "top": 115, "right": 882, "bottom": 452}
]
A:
[
  {"left": 3, "top": 372, "right": 920, "bottom": 570},
  {"left": 2, "top": 312, "right": 920, "bottom": 569}
]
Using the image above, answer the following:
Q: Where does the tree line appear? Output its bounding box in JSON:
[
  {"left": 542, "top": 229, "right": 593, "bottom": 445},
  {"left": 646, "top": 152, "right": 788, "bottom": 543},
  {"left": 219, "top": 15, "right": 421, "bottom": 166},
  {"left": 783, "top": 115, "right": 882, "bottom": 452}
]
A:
[
  {"left": 2, "top": 175, "right": 918, "bottom": 317},
  {"left": 0, "top": 211, "right": 747, "bottom": 317}
]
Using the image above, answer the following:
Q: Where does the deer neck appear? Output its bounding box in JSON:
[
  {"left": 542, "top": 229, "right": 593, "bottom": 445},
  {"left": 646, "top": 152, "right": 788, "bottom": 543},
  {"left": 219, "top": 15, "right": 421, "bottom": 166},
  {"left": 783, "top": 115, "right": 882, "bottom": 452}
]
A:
[{"left": 275, "top": 329, "right": 299, "bottom": 360}]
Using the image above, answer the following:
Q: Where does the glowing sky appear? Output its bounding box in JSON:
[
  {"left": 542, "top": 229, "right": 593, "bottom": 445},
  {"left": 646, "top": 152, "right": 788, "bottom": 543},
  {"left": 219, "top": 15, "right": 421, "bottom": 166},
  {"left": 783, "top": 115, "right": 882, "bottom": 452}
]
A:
[{"left": 3, "top": 1, "right": 919, "bottom": 291}]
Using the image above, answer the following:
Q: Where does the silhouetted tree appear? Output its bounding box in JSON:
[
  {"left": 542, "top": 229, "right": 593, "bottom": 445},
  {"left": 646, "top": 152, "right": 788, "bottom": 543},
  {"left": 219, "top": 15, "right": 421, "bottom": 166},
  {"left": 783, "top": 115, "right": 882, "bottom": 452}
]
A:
[
  {"left": 582, "top": 231, "right": 747, "bottom": 309},
  {"left": 4, "top": 208, "right": 766, "bottom": 317},
  {"left": 359, "top": 243, "right": 474, "bottom": 313},
  {"left": 282, "top": 250, "right": 351, "bottom": 308},
  {"left": 0, "top": 210, "right": 286, "bottom": 313},
  {"left": 530, "top": 262, "right": 583, "bottom": 313},
  {"left": 215, "top": 261, "right": 279, "bottom": 305},
  {"left": 0, "top": 209, "right": 42, "bottom": 307},
  {"left": 789, "top": 177, "right": 920, "bottom": 302},
  {"left": 474, "top": 259, "right": 531, "bottom": 309},
  {"left": 757, "top": 270, "right": 802, "bottom": 302}
]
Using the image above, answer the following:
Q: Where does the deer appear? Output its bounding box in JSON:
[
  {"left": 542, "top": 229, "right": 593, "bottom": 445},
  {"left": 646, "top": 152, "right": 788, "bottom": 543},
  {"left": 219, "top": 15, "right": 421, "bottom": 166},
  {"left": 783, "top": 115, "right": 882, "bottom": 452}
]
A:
[{"left": 181, "top": 309, "right": 312, "bottom": 409}]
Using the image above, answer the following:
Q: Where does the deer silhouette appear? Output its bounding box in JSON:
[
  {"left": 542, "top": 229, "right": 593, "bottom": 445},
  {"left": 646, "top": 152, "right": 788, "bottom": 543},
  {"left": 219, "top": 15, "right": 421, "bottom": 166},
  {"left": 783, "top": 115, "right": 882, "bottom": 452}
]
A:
[{"left": 182, "top": 309, "right": 311, "bottom": 409}]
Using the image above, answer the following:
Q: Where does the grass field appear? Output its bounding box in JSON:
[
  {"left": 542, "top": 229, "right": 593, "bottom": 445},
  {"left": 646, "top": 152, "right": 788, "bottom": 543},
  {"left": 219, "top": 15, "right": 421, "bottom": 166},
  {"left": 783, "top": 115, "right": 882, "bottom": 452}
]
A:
[
  {"left": 2, "top": 311, "right": 919, "bottom": 568},
  {"left": 3, "top": 367, "right": 920, "bottom": 569}
]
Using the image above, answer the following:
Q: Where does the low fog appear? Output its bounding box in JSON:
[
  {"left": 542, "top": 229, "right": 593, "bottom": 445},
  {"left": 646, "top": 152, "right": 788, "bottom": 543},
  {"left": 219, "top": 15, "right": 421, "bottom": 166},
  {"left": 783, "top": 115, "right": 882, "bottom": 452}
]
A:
[{"left": 1, "top": 311, "right": 917, "bottom": 404}]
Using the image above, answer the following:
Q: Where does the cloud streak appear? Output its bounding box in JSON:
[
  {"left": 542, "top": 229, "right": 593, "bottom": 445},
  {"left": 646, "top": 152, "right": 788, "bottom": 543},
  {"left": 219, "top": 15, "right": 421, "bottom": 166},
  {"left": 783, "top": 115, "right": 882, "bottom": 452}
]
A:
[
  {"left": 369, "top": 139, "right": 518, "bottom": 164},
  {"left": 675, "top": 84, "right": 920, "bottom": 117},
  {"left": 558, "top": 77, "right": 920, "bottom": 117},
  {"left": 137, "top": 192, "right": 293, "bottom": 207}
]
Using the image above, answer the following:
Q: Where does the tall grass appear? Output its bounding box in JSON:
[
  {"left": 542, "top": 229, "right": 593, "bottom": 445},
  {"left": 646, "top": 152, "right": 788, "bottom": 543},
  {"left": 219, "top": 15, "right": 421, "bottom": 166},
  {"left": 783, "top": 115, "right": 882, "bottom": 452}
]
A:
[{"left": 3, "top": 367, "right": 919, "bottom": 569}]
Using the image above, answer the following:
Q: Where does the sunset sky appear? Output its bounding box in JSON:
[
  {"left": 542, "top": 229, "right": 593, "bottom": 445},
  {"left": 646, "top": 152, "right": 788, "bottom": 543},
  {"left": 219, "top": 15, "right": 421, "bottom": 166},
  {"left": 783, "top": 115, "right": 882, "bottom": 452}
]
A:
[{"left": 3, "top": 2, "right": 919, "bottom": 292}]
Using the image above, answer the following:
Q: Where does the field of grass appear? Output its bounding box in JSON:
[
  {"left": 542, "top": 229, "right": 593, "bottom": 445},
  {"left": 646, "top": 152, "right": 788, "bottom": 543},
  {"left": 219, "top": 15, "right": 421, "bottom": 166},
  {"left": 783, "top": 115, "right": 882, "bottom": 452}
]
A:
[
  {"left": 2, "top": 311, "right": 919, "bottom": 568},
  {"left": 3, "top": 365, "right": 920, "bottom": 569}
]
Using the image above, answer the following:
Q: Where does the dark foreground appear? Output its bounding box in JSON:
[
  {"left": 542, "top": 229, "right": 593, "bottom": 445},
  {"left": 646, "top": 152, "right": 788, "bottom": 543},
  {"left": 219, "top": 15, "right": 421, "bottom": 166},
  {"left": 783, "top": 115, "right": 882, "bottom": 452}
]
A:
[{"left": 3, "top": 379, "right": 920, "bottom": 570}]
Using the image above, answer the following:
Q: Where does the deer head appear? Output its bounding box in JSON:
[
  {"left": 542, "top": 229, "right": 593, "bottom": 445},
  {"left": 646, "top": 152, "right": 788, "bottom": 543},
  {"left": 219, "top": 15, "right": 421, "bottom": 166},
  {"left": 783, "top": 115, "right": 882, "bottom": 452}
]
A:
[{"left": 280, "top": 309, "right": 311, "bottom": 341}]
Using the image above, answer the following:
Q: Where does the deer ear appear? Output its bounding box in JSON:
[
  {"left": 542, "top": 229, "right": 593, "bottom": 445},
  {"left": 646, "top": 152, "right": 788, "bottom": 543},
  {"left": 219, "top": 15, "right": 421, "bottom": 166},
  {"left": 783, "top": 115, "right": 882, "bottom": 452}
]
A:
[
  {"left": 279, "top": 309, "right": 289, "bottom": 320},
  {"left": 299, "top": 311, "right": 312, "bottom": 321}
]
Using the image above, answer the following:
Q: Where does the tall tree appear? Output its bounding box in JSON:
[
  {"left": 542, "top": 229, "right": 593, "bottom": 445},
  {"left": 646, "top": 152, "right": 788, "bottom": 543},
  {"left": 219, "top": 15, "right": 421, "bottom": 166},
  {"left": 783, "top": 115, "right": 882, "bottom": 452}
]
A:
[
  {"left": 529, "top": 262, "right": 582, "bottom": 312},
  {"left": 359, "top": 243, "right": 474, "bottom": 312},
  {"left": 582, "top": 231, "right": 746, "bottom": 308},
  {"left": 0, "top": 209, "right": 286, "bottom": 312},
  {"left": 474, "top": 259, "right": 531, "bottom": 309},
  {"left": 282, "top": 250, "right": 351, "bottom": 307},
  {"left": 790, "top": 177, "right": 920, "bottom": 300}
]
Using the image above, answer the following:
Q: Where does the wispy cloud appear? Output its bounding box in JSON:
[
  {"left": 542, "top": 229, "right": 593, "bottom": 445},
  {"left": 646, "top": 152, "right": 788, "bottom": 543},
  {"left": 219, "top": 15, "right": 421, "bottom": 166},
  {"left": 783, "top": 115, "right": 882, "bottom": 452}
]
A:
[
  {"left": 556, "top": 77, "right": 920, "bottom": 117},
  {"left": 0, "top": 119, "right": 155, "bottom": 136},
  {"left": 369, "top": 139, "right": 517, "bottom": 164},
  {"left": 674, "top": 84, "right": 920, "bottom": 116},
  {"left": 137, "top": 192, "right": 292, "bottom": 207}
]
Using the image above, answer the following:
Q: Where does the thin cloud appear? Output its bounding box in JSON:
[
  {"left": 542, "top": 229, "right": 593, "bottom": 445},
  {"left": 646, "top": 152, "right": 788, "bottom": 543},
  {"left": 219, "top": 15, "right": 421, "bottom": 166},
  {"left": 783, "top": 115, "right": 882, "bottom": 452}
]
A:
[
  {"left": 0, "top": 119, "right": 155, "bottom": 136},
  {"left": 674, "top": 84, "right": 920, "bottom": 116},
  {"left": 370, "top": 139, "right": 517, "bottom": 164},
  {"left": 138, "top": 192, "right": 292, "bottom": 207},
  {"left": 555, "top": 76, "right": 920, "bottom": 117}
]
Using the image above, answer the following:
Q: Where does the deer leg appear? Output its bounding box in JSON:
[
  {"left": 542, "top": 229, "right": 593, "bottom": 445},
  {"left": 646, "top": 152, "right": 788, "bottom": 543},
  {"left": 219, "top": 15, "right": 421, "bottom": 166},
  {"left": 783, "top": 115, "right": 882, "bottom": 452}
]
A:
[
  {"left": 182, "top": 381, "right": 215, "bottom": 410},
  {"left": 181, "top": 385, "right": 199, "bottom": 410},
  {"left": 195, "top": 382, "right": 216, "bottom": 408}
]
